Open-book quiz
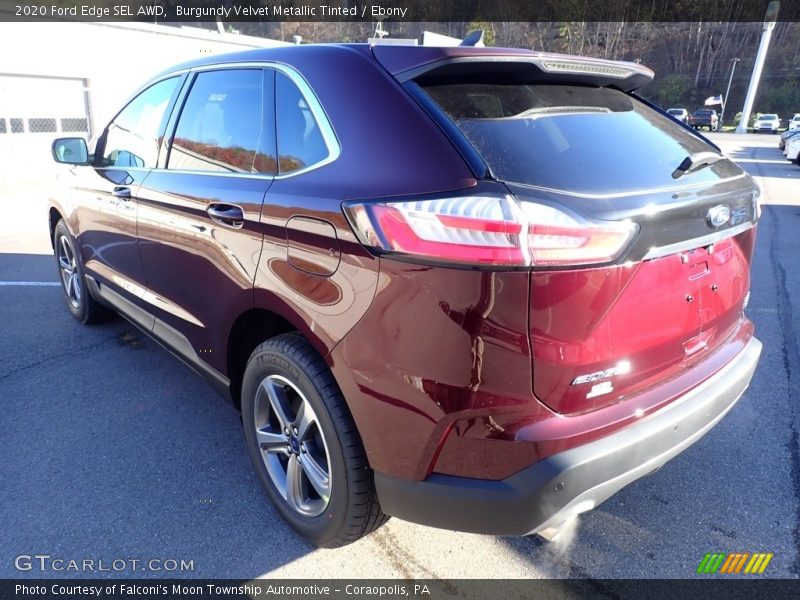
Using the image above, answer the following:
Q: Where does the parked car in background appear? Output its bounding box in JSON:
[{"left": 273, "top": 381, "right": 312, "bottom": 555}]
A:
[
  {"left": 785, "top": 134, "right": 800, "bottom": 164},
  {"left": 788, "top": 113, "right": 800, "bottom": 131},
  {"left": 47, "top": 44, "right": 762, "bottom": 547},
  {"left": 666, "top": 108, "right": 689, "bottom": 124},
  {"left": 779, "top": 129, "right": 800, "bottom": 151},
  {"left": 753, "top": 113, "right": 780, "bottom": 134},
  {"left": 689, "top": 108, "right": 718, "bottom": 131}
]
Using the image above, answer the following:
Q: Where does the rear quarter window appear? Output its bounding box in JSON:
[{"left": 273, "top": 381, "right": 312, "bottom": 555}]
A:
[{"left": 275, "top": 71, "right": 330, "bottom": 175}]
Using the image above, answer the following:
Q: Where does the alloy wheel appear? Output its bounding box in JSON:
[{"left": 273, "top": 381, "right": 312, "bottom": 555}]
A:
[
  {"left": 57, "top": 234, "right": 81, "bottom": 309},
  {"left": 253, "top": 374, "right": 332, "bottom": 517}
]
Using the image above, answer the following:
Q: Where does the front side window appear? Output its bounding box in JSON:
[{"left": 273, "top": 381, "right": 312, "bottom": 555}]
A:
[
  {"left": 168, "top": 69, "right": 275, "bottom": 174},
  {"left": 101, "top": 77, "right": 180, "bottom": 168},
  {"left": 276, "top": 71, "right": 329, "bottom": 174}
]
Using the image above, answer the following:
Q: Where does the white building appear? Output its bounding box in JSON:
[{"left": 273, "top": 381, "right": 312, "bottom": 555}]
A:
[{"left": 0, "top": 21, "right": 287, "bottom": 179}]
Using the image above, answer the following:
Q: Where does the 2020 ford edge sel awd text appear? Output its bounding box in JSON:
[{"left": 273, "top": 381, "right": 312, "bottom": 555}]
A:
[{"left": 49, "top": 45, "right": 761, "bottom": 547}]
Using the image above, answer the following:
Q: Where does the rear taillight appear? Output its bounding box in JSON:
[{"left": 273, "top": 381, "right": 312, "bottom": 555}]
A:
[{"left": 344, "top": 194, "right": 638, "bottom": 268}]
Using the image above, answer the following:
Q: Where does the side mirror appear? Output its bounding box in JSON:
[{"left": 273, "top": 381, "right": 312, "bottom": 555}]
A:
[{"left": 52, "top": 137, "right": 89, "bottom": 165}]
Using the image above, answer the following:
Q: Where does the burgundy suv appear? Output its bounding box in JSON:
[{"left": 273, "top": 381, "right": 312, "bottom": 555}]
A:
[{"left": 49, "top": 44, "right": 761, "bottom": 547}]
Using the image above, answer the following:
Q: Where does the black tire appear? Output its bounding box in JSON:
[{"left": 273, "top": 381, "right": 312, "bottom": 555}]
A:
[
  {"left": 241, "top": 333, "right": 388, "bottom": 547},
  {"left": 53, "top": 220, "right": 110, "bottom": 324}
]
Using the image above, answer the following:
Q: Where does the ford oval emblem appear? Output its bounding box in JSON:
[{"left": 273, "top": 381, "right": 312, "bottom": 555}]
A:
[{"left": 707, "top": 205, "right": 730, "bottom": 228}]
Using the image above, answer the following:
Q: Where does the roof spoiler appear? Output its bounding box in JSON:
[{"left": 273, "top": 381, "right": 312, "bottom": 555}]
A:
[{"left": 390, "top": 54, "right": 654, "bottom": 93}]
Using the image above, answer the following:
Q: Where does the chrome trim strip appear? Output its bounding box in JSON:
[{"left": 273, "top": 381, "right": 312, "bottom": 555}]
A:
[
  {"left": 84, "top": 274, "right": 155, "bottom": 333},
  {"left": 154, "top": 168, "right": 270, "bottom": 180},
  {"left": 98, "top": 166, "right": 150, "bottom": 173},
  {"left": 511, "top": 172, "right": 748, "bottom": 200},
  {"left": 142, "top": 290, "right": 205, "bottom": 328},
  {"left": 642, "top": 222, "right": 754, "bottom": 260}
]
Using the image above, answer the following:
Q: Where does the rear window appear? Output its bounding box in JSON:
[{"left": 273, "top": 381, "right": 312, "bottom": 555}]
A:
[{"left": 419, "top": 82, "right": 739, "bottom": 194}]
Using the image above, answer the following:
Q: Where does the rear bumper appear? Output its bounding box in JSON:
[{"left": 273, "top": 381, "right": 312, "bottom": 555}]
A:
[{"left": 374, "top": 336, "right": 762, "bottom": 536}]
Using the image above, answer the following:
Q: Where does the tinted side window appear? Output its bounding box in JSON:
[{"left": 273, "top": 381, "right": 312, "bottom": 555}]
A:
[
  {"left": 101, "top": 77, "right": 179, "bottom": 168},
  {"left": 169, "top": 69, "right": 276, "bottom": 174},
  {"left": 276, "top": 72, "right": 328, "bottom": 174}
]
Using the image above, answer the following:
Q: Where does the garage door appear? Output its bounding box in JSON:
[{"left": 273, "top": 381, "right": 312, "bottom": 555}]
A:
[{"left": 0, "top": 75, "right": 91, "bottom": 180}]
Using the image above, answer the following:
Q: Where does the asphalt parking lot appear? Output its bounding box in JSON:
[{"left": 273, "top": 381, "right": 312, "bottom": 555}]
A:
[{"left": 1, "top": 133, "right": 798, "bottom": 582}]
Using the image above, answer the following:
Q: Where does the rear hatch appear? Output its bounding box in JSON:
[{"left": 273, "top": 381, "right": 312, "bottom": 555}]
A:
[{"left": 381, "top": 48, "right": 758, "bottom": 415}]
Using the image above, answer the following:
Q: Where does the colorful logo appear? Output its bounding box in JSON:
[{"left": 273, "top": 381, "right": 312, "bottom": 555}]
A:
[{"left": 697, "top": 552, "right": 773, "bottom": 574}]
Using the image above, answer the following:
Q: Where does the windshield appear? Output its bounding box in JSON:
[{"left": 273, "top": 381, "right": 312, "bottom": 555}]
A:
[
  {"left": 759, "top": 115, "right": 778, "bottom": 120},
  {"left": 667, "top": 109, "right": 683, "bottom": 115},
  {"left": 419, "top": 82, "right": 741, "bottom": 194}
]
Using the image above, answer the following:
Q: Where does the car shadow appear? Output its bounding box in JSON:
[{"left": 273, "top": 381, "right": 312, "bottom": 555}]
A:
[{"left": 0, "top": 253, "right": 313, "bottom": 579}]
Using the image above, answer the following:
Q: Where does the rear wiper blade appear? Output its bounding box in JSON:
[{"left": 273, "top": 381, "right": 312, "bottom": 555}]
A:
[{"left": 672, "top": 151, "right": 724, "bottom": 179}]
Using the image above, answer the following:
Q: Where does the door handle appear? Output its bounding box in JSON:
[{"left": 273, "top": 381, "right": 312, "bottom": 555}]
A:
[
  {"left": 207, "top": 204, "right": 244, "bottom": 229},
  {"left": 112, "top": 186, "right": 131, "bottom": 199}
]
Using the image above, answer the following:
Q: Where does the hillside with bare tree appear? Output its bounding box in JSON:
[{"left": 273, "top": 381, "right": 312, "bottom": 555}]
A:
[{"left": 220, "top": 20, "right": 800, "bottom": 123}]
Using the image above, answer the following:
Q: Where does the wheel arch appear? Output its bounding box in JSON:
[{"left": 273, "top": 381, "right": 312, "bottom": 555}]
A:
[
  {"left": 48, "top": 207, "right": 65, "bottom": 248},
  {"left": 226, "top": 304, "right": 333, "bottom": 410}
]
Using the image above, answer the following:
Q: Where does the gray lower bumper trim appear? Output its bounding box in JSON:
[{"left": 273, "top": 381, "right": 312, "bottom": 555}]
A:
[{"left": 374, "top": 336, "right": 762, "bottom": 536}]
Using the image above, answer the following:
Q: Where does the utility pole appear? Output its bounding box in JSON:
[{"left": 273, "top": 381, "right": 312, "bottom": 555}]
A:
[
  {"left": 736, "top": 1, "right": 780, "bottom": 133},
  {"left": 719, "top": 58, "right": 740, "bottom": 129}
]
